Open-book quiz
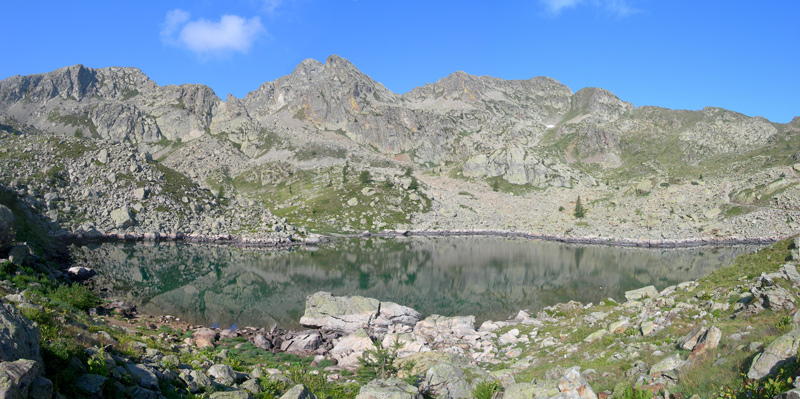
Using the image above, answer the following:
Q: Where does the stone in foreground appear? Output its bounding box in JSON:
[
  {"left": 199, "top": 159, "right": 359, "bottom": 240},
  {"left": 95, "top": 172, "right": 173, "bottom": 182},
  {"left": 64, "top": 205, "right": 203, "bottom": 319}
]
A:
[
  {"left": 280, "top": 384, "right": 318, "bottom": 399},
  {"left": 748, "top": 328, "right": 800, "bottom": 380},
  {"left": 356, "top": 378, "right": 421, "bottom": 399}
]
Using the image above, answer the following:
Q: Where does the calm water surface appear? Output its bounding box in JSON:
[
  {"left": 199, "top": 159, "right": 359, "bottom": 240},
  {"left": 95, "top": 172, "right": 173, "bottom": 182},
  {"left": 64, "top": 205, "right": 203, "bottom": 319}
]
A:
[{"left": 72, "top": 237, "right": 759, "bottom": 329}]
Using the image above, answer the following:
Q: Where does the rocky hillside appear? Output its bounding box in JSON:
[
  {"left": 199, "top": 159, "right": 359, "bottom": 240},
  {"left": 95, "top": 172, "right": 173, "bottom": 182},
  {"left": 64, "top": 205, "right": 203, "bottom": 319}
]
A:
[{"left": 1, "top": 56, "right": 799, "bottom": 240}]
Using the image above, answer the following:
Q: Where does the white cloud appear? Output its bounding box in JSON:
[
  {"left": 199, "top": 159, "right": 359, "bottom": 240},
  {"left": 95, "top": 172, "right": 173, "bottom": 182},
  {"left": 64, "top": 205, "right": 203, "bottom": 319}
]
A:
[
  {"left": 161, "top": 9, "right": 190, "bottom": 43},
  {"left": 261, "top": 0, "right": 284, "bottom": 14},
  {"left": 599, "top": 0, "right": 638, "bottom": 17},
  {"left": 539, "top": 0, "right": 639, "bottom": 17},
  {"left": 160, "top": 10, "right": 265, "bottom": 56},
  {"left": 541, "top": 0, "right": 584, "bottom": 15}
]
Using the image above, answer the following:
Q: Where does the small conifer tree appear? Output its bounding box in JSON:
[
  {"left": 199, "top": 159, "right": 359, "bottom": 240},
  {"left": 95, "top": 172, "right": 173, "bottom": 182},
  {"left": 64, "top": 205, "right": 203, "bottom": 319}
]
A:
[{"left": 574, "top": 196, "right": 586, "bottom": 218}]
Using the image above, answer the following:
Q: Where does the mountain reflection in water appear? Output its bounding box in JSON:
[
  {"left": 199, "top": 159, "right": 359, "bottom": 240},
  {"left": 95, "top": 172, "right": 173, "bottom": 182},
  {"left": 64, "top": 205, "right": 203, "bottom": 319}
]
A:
[{"left": 72, "top": 237, "right": 759, "bottom": 329}]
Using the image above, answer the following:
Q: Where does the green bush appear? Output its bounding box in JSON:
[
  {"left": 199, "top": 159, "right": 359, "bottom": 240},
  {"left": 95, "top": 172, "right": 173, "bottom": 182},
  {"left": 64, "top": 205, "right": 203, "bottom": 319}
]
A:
[
  {"left": 356, "top": 338, "right": 401, "bottom": 383},
  {"left": 356, "top": 337, "right": 416, "bottom": 385},
  {"left": 619, "top": 386, "right": 652, "bottom": 399},
  {"left": 574, "top": 196, "right": 586, "bottom": 219},
  {"left": 87, "top": 348, "right": 110, "bottom": 377},
  {"left": 48, "top": 284, "right": 99, "bottom": 312},
  {"left": 359, "top": 171, "right": 372, "bottom": 184},
  {"left": 257, "top": 377, "right": 288, "bottom": 399},
  {"left": 472, "top": 380, "right": 502, "bottom": 399}
]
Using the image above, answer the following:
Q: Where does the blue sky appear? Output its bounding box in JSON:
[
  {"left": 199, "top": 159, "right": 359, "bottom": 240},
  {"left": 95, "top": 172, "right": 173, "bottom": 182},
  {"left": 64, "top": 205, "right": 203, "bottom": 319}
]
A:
[{"left": 2, "top": 1, "right": 798, "bottom": 123}]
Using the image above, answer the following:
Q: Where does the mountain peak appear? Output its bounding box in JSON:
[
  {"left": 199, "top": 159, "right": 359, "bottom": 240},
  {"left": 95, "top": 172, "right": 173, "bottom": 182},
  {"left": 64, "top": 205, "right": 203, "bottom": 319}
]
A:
[{"left": 325, "top": 54, "right": 355, "bottom": 69}]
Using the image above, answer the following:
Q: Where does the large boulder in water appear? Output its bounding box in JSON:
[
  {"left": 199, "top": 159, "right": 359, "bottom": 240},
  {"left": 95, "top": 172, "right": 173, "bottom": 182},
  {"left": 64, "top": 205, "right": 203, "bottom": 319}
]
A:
[{"left": 299, "top": 292, "right": 421, "bottom": 334}]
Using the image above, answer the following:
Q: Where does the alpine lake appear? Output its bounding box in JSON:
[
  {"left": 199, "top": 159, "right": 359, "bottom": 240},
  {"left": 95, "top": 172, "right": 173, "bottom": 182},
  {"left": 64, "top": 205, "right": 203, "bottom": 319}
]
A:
[{"left": 70, "top": 236, "right": 759, "bottom": 330}]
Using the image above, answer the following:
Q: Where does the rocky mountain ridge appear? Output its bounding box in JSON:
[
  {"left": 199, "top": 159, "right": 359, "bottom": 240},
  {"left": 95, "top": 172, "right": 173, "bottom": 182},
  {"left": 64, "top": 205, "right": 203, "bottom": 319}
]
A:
[{"left": 1, "top": 56, "right": 798, "bottom": 240}]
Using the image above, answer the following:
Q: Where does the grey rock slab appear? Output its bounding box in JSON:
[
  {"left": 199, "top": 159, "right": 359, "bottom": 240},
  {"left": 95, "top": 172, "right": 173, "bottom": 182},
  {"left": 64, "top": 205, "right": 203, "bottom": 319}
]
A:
[
  {"left": 776, "top": 389, "right": 800, "bottom": 399},
  {"left": 421, "top": 363, "right": 471, "bottom": 399},
  {"left": 748, "top": 328, "right": 800, "bottom": 380},
  {"left": 125, "top": 363, "right": 160, "bottom": 390},
  {"left": 127, "top": 386, "right": 163, "bottom": 399},
  {"left": 0, "top": 302, "right": 43, "bottom": 364},
  {"left": 29, "top": 376, "right": 53, "bottom": 399},
  {"left": 181, "top": 369, "right": 213, "bottom": 393},
  {"left": 134, "top": 188, "right": 149, "bottom": 200},
  {"left": 414, "top": 315, "right": 476, "bottom": 343},
  {"left": 678, "top": 325, "right": 708, "bottom": 351},
  {"left": 300, "top": 291, "right": 380, "bottom": 333},
  {"left": 280, "top": 384, "right": 318, "bottom": 399},
  {"left": 280, "top": 331, "right": 322, "bottom": 354},
  {"left": 240, "top": 378, "right": 262, "bottom": 395},
  {"left": 503, "top": 383, "right": 537, "bottom": 399},
  {"left": 194, "top": 327, "right": 218, "bottom": 342},
  {"left": 330, "top": 328, "right": 376, "bottom": 369},
  {"left": 624, "top": 286, "right": 658, "bottom": 301},
  {"left": 210, "top": 391, "right": 254, "bottom": 399},
  {"left": 0, "top": 359, "right": 42, "bottom": 399},
  {"left": 356, "top": 378, "right": 421, "bottom": 399},
  {"left": 373, "top": 301, "right": 423, "bottom": 330},
  {"left": 111, "top": 207, "right": 136, "bottom": 228},
  {"left": 254, "top": 334, "right": 273, "bottom": 350},
  {"left": 504, "top": 380, "right": 560, "bottom": 399},
  {"left": 692, "top": 326, "right": 722, "bottom": 356},
  {"left": 649, "top": 354, "right": 685, "bottom": 375},
  {"left": 208, "top": 363, "right": 238, "bottom": 386},
  {"left": 76, "top": 374, "right": 108, "bottom": 397},
  {"left": 8, "top": 245, "right": 29, "bottom": 266},
  {"left": 558, "top": 367, "right": 597, "bottom": 399}
]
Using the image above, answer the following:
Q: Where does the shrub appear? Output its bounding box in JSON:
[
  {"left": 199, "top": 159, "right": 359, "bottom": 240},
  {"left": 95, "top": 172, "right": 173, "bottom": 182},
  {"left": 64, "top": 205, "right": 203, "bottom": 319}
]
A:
[
  {"left": 356, "top": 337, "right": 415, "bottom": 384},
  {"left": 619, "top": 386, "right": 652, "bottom": 399},
  {"left": 87, "top": 348, "right": 110, "bottom": 377},
  {"left": 359, "top": 171, "right": 371, "bottom": 184},
  {"left": 473, "top": 381, "right": 502, "bottom": 399},
  {"left": 574, "top": 196, "right": 586, "bottom": 219},
  {"left": 48, "top": 284, "right": 99, "bottom": 312},
  {"left": 357, "top": 338, "right": 400, "bottom": 383}
]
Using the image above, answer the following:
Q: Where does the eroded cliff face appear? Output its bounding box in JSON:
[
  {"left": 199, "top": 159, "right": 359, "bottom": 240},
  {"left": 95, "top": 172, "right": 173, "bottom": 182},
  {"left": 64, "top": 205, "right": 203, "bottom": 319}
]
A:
[
  {"left": 0, "top": 64, "right": 219, "bottom": 144},
  {"left": 1, "top": 55, "right": 798, "bottom": 239},
  {"left": 1, "top": 55, "right": 787, "bottom": 186}
]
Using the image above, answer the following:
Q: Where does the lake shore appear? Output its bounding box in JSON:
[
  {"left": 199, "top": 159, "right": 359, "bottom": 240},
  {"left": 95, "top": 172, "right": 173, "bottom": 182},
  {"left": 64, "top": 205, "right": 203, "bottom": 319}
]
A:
[{"left": 60, "top": 227, "right": 781, "bottom": 249}]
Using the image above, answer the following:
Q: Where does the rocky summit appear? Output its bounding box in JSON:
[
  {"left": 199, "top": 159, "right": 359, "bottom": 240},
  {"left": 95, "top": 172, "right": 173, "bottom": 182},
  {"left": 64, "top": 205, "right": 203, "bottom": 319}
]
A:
[{"left": 0, "top": 55, "right": 798, "bottom": 242}]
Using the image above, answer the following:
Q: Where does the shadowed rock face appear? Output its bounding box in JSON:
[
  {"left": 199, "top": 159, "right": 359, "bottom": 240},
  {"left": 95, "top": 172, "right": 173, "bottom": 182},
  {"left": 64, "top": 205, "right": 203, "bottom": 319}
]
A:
[{"left": 72, "top": 237, "right": 756, "bottom": 329}]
